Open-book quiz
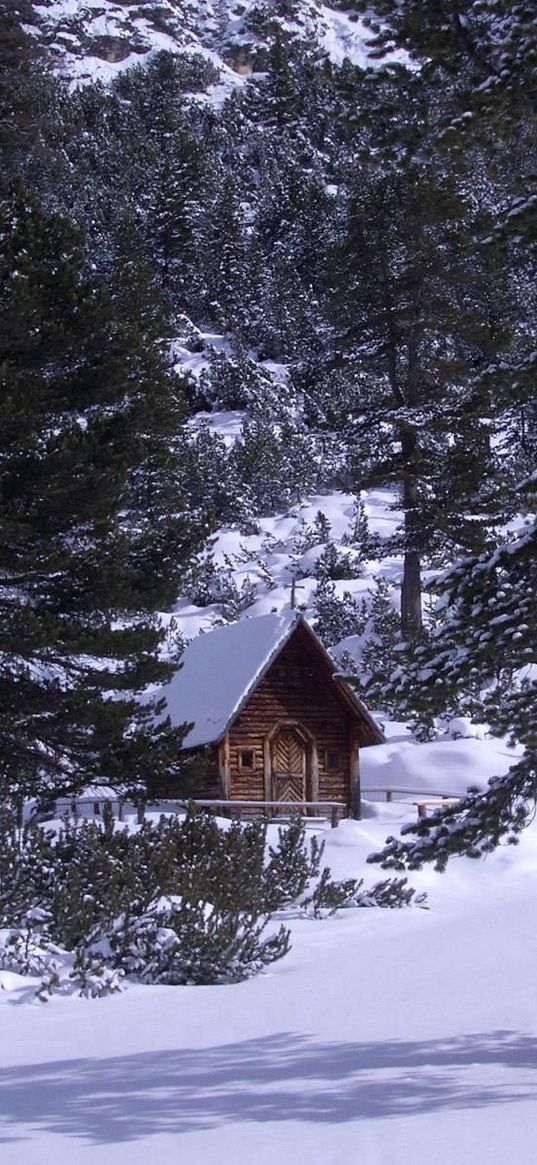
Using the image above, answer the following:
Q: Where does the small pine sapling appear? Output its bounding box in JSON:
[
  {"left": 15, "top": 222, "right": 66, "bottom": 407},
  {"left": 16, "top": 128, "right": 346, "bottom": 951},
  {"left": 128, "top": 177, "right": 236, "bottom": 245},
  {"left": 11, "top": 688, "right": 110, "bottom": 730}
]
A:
[
  {"left": 302, "top": 868, "right": 358, "bottom": 917},
  {"left": 355, "top": 877, "right": 427, "bottom": 909},
  {"left": 312, "top": 579, "right": 365, "bottom": 647},
  {"left": 71, "top": 949, "right": 125, "bottom": 998},
  {"left": 263, "top": 815, "right": 324, "bottom": 909},
  {"left": 312, "top": 511, "right": 332, "bottom": 543},
  {"left": 315, "top": 541, "right": 362, "bottom": 582}
]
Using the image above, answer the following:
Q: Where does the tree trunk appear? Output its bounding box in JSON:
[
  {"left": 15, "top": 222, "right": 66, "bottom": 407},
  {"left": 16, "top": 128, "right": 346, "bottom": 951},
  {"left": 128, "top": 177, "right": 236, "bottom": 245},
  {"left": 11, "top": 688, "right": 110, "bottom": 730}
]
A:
[{"left": 400, "top": 425, "right": 423, "bottom": 641}]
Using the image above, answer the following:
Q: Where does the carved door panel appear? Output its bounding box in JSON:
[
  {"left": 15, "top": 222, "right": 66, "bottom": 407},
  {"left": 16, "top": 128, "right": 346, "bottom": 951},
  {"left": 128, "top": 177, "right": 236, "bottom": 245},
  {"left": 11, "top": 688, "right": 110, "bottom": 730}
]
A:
[{"left": 272, "top": 728, "right": 306, "bottom": 805}]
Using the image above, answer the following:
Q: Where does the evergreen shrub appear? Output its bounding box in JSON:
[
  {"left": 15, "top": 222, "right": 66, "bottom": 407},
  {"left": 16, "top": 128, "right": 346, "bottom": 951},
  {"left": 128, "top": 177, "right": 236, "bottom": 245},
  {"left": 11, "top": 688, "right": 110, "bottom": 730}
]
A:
[{"left": 0, "top": 807, "right": 422, "bottom": 996}]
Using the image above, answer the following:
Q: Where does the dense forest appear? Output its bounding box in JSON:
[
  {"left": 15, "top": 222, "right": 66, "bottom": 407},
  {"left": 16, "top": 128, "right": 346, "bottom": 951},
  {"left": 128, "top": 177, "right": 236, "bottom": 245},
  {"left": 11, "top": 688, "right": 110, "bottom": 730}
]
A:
[{"left": 0, "top": 0, "right": 535, "bottom": 851}]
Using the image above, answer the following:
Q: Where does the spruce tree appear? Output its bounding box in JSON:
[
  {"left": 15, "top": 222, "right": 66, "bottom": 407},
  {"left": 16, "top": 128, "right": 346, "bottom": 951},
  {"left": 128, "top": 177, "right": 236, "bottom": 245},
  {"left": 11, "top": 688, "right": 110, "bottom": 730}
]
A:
[
  {"left": 327, "top": 157, "right": 522, "bottom": 639},
  {"left": 0, "top": 181, "right": 204, "bottom": 806},
  {"left": 371, "top": 479, "right": 536, "bottom": 868},
  {"left": 0, "top": 2, "right": 48, "bottom": 172}
]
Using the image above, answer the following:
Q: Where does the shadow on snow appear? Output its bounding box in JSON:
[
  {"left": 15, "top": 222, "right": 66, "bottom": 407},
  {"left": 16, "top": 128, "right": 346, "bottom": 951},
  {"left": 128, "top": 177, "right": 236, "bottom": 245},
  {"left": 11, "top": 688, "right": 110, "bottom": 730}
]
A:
[{"left": 0, "top": 1029, "right": 535, "bottom": 1144}]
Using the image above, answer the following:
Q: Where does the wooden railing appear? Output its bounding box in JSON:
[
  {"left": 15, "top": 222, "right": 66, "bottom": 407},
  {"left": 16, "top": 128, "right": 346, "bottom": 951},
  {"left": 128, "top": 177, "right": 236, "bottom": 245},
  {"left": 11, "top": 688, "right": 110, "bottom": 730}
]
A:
[
  {"left": 413, "top": 798, "right": 461, "bottom": 818},
  {"left": 55, "top": 796, "right": 346, "bottom": 828},
  {"left": 361, "top": 786, "right": 461, "bottom": 818},
  {"left": 57, "top": 789, "right": 462, "bottom": 828},
  {"left": 136, "top": 799, "right": 346, "bottom": 828},
  {"left": 361, "top": 786, "right": 460, "bottom": 802}
]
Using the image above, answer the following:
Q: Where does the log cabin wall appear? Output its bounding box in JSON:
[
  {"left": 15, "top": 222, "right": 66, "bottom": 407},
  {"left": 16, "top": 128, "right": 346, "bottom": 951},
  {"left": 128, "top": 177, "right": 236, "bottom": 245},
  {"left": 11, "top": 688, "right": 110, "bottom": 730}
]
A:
[{"left": 224, "top": 622, "right": 358, "bottom": 807}]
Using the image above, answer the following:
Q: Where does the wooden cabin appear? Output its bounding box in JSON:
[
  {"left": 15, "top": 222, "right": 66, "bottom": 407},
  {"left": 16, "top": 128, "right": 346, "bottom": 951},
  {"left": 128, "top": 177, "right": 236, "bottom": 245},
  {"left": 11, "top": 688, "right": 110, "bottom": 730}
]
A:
[{"left": 158, "top": 611, "right": 383, "bottom": 818}]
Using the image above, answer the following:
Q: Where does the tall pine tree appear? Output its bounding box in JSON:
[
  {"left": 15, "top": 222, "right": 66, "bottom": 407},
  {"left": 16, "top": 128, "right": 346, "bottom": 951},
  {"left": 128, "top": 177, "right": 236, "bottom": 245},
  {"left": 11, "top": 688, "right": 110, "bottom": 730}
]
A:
[
  {"left": 0, "top": 180, "right": 205, "bottom": 806},
  {"left": 327, "top": 159, "right": 519, "bottom": 638}
]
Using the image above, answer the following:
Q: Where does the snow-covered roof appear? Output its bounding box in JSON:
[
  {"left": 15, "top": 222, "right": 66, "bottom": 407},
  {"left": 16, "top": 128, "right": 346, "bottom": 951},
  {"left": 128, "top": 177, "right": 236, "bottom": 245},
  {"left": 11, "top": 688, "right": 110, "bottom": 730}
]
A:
[
  {"left": 55, "top": 785, "right": 121, "bottom": 803},
  {"left": 161, "top": 610, "right": 301, "bottom": 748},
  {"left": 159, "top": 610, "right": 384, "bottom": 749}
]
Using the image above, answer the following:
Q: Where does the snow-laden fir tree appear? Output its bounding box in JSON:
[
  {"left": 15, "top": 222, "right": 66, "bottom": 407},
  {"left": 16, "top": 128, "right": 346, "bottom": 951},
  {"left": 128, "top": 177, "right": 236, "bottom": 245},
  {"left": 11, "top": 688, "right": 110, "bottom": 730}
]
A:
[
  {"left": 370, "top": 476, "right": 536, "bottom": 870},
  {"left": 0, "top": 181, "right": 205, "bottom": 806}
]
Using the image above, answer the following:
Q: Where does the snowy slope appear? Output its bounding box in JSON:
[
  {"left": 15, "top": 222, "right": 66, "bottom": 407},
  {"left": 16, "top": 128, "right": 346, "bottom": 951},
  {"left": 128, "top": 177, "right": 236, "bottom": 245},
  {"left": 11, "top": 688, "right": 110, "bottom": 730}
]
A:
[
  {"left": 360, "top": 734, "right": 524, "bottom": 798},
  {"left": 2, "top": 771, "right": 537, "bottom": 1165},
  {"left": 171, "top": 484, "right": 401, "bottom": 640},
  {"left": 29, "top": 0, "right": 402, "bottom": 84}
]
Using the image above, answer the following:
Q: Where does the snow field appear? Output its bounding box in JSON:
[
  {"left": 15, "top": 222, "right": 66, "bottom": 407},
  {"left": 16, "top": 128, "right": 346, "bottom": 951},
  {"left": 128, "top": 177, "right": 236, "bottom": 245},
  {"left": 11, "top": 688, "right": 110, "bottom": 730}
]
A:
[
  {"left": 3, "top": 334, "right": 531, "bottom": 1163},
  {"left": 1, "top": 730, "right": 537, "bottom": 1165}
]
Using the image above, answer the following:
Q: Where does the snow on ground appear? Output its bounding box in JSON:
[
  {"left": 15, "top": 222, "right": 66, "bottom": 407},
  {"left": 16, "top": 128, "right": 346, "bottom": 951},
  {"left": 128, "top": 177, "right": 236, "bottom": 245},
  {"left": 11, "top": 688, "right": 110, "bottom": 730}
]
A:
[
  {"left": 32, "top": 0, "right": 411, "bottom": 87},
  {"left": 361, "top": 733, "right": 524, "bottom": 799},
  {"left": 317, "top": 4, "right": 409, "bottom": 69},
  {"left": 2, "top": 735, "right": 537, "bottom": 1165},
  {"left": 189, "top": 407, "right": 246, "bottom": 445},
  {"left": 171, "top": 485, "right": 404, "bottom": 645}
]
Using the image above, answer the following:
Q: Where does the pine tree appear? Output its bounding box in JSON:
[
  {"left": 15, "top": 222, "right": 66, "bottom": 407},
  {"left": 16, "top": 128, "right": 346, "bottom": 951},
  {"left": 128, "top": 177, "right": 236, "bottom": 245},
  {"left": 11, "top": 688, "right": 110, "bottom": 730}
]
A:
[
  {"left": 355, "top": 3, "right": 537, "bottom": 280},
  {"left": 371, "top": 477, "right": 536, "bottom": 868},
  {"left": 312, "top": 581, "right": 365, "bottom": 648},
  {"left": 327, "top": 157, "right": 522, "bottom": 639},
  {"left": 0, "top": 181, "right": 204, "bottom": 806},
  {"left": 145, "top": 128, "right": 209, "bottom": 301},
  {"left": 359, "top": 579, "right": 402, "bottom": 712},
  {"left": 0, "top": 2, "right": 49, "bottom": 173},
  {"left": 356, "top": 0, "right": 537, "bottom": 119},
  {"left": 246, "top": 133, "right": 334, "bottom": 361},
  {"left": 341, "top": 0, "right": 537, "bottom": 859},
  {"left": 230, "top": 412, "right": 316, "bottom": 514}
]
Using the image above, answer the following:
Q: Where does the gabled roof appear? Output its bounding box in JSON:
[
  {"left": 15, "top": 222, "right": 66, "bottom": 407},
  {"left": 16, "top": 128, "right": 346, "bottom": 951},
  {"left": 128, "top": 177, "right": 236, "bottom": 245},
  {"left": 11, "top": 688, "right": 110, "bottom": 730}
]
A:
[{"left": 158, "top": 611, "right": 383, "bottom": 749}]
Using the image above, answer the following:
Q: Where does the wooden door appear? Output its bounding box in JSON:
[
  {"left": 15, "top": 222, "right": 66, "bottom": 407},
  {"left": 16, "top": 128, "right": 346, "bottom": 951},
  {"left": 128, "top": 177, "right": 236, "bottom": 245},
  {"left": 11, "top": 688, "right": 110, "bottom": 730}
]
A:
[{"left": 271, "top": 728, "right": 306, "bottom": 805}]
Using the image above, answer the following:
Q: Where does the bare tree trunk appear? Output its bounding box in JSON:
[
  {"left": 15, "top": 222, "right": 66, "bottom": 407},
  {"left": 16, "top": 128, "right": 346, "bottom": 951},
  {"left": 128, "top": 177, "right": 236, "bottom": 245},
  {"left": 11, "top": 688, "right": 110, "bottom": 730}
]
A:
[
  {"left": 400, "top": 424, "right": 423, "bottom": 641},
  {"left": 379, "top": 274, "right": 425, "bottom": 641}
]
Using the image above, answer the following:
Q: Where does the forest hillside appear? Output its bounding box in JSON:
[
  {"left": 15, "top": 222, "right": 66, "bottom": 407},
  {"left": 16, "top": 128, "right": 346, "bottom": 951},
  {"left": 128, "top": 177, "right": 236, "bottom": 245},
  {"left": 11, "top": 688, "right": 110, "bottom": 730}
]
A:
[{"left": 0, "top": 0, "right": 535, "bottom": 824}]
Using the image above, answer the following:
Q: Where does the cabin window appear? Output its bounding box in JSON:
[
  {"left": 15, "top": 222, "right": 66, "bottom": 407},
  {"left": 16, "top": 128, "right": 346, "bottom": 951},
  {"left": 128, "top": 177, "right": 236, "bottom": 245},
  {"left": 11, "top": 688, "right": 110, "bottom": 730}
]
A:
[
  {"left": 325, "top": 750, "right": 341, "bottom": 771},
  {"left": 93, "top": 802, "right": 101, "bottom": 816},
  {"left": 240, "top": 749, "right": 255, "bottom": 769}
]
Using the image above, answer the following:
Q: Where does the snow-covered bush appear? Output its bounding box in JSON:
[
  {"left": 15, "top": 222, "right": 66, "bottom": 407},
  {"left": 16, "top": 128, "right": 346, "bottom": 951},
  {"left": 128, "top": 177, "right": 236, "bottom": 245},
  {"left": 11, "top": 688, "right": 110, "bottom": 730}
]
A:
[
  {"left": 82, "top": 895, "right": 290, "bottom": 986},
  {"left": 0, "top": 807, "right": 423, "bottom": 996},
  {"left": 70, "top": 950, "right": 125, "bottom": 998},
  {"left": 0, "top": 923, "right": 53, "bottom": 977},
  {"left": 292, "top": 512, "right": 331, "bottom": 555},
  {"left": 354, "top": 877, "right": 427, "bottom": 909},
  {"left": 195, "top": 345, "right": 280, "bottom": 412},
  {"left": 315, "top": 540, "right": 363, "bottom": 581},
  {"left": 184, "top": 554, "right": 258, "bottom": 615},
  {"left": 302, "top": 868, "right": 358, "bottom": 917},
  {"left": 0, "top": 809, "right": 57, "bottom": 929}
]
